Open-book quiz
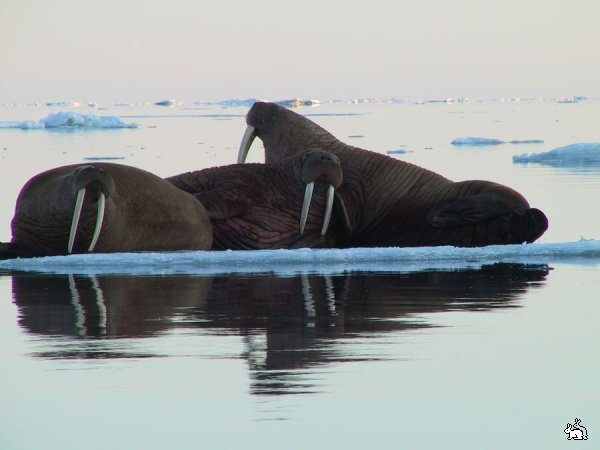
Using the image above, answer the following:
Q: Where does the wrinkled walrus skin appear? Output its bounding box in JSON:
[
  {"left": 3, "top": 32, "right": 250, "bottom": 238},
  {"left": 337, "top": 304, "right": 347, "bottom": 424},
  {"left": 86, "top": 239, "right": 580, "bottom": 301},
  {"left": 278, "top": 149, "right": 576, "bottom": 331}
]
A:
[
  {"left": 238, "top": 102, "right": 548, "bottom": 248},
  {"left": 1, "top": 163, "right": 212, "bottom": 259},
  {"left": 167, "top": 150, "right": 343, "bottom": 250}
]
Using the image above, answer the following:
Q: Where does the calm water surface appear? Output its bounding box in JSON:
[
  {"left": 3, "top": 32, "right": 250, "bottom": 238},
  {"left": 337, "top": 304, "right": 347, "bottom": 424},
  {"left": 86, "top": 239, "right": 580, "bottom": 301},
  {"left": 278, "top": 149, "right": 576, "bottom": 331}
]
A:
[{"left": 1, "top": 100, "right": 599, "bottom": 449}]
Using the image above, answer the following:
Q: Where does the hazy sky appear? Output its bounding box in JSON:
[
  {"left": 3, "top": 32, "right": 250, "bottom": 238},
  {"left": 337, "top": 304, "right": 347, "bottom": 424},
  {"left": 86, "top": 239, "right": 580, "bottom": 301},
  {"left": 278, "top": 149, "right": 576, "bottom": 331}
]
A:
[{"left": 1, "top": 0, "right": 599, "bottom": 102}]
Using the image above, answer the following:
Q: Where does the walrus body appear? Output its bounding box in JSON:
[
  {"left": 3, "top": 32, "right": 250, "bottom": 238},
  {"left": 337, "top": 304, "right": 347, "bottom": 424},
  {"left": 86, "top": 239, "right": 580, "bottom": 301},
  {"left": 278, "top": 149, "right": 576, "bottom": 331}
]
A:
[
  {"left": 1, "top": 163, "right": 212, "bottom": 259},
  {"left": 167, "top": 150, "right": 343, "bottom": 250},
  {"left": 238, "top": 102, "right": 548, "bottom": 247}
]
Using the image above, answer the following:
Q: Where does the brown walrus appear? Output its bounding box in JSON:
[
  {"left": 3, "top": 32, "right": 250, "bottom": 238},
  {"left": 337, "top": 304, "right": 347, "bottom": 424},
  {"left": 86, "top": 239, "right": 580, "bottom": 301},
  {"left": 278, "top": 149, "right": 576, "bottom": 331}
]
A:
[
  {"left": 0, "top": 163, "right": 212, "bottom": 259},
  {"left": 167, "top": 149, "right": 343, "bottom": 250},
  {"left": 237, "top": 102, "right": 548, "bottom": 248}
]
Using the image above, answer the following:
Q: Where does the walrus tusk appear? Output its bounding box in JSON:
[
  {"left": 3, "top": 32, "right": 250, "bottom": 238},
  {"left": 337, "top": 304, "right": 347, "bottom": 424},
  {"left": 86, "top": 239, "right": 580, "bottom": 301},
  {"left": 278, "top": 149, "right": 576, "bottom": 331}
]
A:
[
  {"left": 321, "top": 184, "right": 335, "bottom": 235},
  {"left": 300, "top": 182, "right": 314, "bottom": 234},
  {"left": 68, "top": 188, "right": 86, "bottom": 254},
  {"left": 88, "top": 192, "right": 105, "bottom": 252},
  {"left": 68, "top": 188, "right": 105, "bottom": 254},
  {"left": 238, "top": 125, "right": 256, "bottom": 163}
]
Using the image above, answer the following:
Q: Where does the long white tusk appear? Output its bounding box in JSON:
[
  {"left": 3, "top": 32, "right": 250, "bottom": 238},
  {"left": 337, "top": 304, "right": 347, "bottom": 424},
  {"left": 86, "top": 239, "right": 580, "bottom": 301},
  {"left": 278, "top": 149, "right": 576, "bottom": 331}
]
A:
[
  {"left": 88, "top": 192, "right": 105, "bottom": 252},
  {"left": 300, "top": 181, "right": 314, "bottom": 234},
  {"left": 68, "top": 188, "right": 86, "bottom": 254},
  {"left": 238, "top": 125, "right": 256, "bottom": 163},
  {"left": 321, "top": 185, "right": 335, "bottom": 235}
]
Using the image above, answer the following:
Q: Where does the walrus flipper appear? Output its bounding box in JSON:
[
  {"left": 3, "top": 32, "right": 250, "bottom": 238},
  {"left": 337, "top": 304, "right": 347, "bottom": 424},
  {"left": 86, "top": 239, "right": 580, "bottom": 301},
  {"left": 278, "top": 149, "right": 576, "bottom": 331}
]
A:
[
  {"left": 427, "top": 193, "right": 519, "bottom": 227},
  {"left": 0, "top": 242, "right": 39, "bottom": 260}
]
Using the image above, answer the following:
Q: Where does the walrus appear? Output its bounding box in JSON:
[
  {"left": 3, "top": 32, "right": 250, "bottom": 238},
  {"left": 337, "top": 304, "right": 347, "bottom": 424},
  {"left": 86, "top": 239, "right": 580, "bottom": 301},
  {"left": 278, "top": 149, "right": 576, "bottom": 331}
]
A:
[
  {"left": 167, "top": 149, "right": 343, "bottom": 250},
  {"left": 237, "top": 102, "right": 548, "bottom": 247},
  {"left": 0, "top": 162, "right": 212, "bottom": 259}
]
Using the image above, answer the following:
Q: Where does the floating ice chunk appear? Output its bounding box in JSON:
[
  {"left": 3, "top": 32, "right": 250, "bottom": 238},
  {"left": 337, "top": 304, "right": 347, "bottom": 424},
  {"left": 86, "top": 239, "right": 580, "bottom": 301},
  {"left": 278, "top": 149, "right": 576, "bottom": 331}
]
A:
[
  {"left": 508, "top": 139, "right": 544, "bottom": 144},
  {"left": 41, "top": 112, "right": 139, "bottom": 128},
  {"left": 0, "top": 112, "right": 138, "bottom": 129},
  {"left": 451, "top": 137, "right": 543, "bottom": 146},
  {"left": 154, "top": 99, "right": 179, "bottom": 107},
  {"left": 275, "top": 98, "right": 321, "bottom": 108},
  {"left": 0, "top": 120, "right": 44, "bottom": 129},
  {"left": 217, "top": 98, "right": 262, "bottom": 107},
  {"left": 192, "top": 98, "right": 265, "bottom": 108},
  {"left": 513, "top": 143, "right": 600, "bottom": 166},
  {"left": 1, "top": 240, "right": 599, "bottom": 276},
  {"left": 452, "top": 137, "right": 505, "bottom": 146}
]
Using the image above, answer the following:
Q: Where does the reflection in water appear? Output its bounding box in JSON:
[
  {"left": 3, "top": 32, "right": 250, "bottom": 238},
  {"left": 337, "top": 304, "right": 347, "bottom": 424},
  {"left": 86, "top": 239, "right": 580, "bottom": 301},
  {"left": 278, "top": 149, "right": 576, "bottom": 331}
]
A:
[{"left": 9, "top": 264, "right": 549, "bottom": 395}]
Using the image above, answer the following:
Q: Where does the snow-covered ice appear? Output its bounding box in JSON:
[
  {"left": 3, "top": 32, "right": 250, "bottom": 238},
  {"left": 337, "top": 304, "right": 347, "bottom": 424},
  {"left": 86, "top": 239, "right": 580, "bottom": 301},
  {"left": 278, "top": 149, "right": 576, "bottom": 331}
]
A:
[
  {"left": 513, "top": 143, "right": 600, "bottom": 166},
  {"left": 1, "top": 240, "right": 599, "bottom": 276},
  {"left": 0, "top": 111, "right": 139, "bottom": 129}
]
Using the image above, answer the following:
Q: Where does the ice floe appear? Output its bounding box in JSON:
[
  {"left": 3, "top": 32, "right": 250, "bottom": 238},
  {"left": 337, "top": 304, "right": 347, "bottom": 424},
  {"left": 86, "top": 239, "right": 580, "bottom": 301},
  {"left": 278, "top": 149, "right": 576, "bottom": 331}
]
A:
[
  {"left": 1, "top": 240, "right": 599, "bottom": 276},
  {"left": 386, "top": 149, "right": 408, "bottom": 155},
  {"left": 154, "top": 99, "right": 180, "bottom": 107},
  {"left": 451, "top": 137, "right": 544, "bottom": 146},
  {"left": 0, "top": 112, "right": 139, "bottom": 129},
  {"left": 513, "top": 143, "right": 600, "bottom": 166},
  {"left": 193, "top": 98, "right": 263, "bottom": 108}
]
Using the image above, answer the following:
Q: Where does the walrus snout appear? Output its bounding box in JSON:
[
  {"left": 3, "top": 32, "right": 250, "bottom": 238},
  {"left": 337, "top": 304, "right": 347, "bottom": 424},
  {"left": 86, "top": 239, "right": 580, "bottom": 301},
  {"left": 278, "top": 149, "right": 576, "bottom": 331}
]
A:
[
  {"left": 300, "top": 149, "right": 343, "bottom": 187},
  {"left": 72, "top": 165, "right": 116, "bottom": 198},
  {"left": 523, "top": 208, "right": 549, "bottom": 243}
]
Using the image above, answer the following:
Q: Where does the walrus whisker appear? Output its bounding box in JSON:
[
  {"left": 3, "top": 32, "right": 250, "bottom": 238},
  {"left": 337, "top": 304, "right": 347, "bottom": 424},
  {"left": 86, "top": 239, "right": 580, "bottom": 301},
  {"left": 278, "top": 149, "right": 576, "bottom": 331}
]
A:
[
  {"left": 68, "top": 187, "right": 86, "bottom": 254},
  {"left": 88, "top": 192, "right": 105, "bottom": 252},
  {"left": 321, "top": 185, "right": 335, "bottom": 235},
  {"left": 300, "top": 181, "right": 314, "bottom": 234},
  {"left": 238, "top": 125, "right": 256, "bottom": 163}
]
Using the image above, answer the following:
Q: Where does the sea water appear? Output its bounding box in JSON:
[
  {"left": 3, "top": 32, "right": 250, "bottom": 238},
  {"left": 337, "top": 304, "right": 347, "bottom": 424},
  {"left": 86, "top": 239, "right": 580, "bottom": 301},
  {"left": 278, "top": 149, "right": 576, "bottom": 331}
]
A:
[{"left": 1, "top": 99, "right": 599, "bottom": 449}]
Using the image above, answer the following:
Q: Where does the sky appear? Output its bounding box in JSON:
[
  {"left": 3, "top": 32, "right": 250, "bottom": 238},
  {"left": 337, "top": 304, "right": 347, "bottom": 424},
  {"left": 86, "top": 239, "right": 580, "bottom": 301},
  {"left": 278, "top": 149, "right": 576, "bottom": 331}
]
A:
[{"left": 1, "top": 0, "right": 599, "bottom": 103}]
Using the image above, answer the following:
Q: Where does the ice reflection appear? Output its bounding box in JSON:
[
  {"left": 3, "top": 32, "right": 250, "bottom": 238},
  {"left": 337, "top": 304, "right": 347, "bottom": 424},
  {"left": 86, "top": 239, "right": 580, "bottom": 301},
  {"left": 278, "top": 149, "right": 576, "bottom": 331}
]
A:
[{"left": 10, "top": 263, "right": 549, "bottom": 395}]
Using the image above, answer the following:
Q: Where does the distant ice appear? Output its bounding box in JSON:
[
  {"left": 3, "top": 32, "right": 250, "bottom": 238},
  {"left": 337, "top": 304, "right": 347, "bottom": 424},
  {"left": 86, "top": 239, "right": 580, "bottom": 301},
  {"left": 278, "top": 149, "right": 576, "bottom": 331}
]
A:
[
  {"left": 1, "top": 240, "right": 599, "bottom": 276},
  {"left": 386, "top": 149, "right": 407, "bottom": 155},
  {"left": 275, "top": 98, "right": 321, "bottom": 108},
  {"left": 154, "top": 99, "right": 180, "bottom": 107},
  {"left": 513, "top": 143, "right": 600, "bottom": 166},
  {"left": 451, "top": 137, "right": 544, "bottom": 146},
  {"left": 202, "top": 98, "right": 262, "bottom": 107},
  {"left": 193, "top": 98, "right": 322, "bottom": 108},
  {"left": 452, "top": 137, "right": 504, "bottom": 146},
  {"left": 0, "top": 112, "right": 139, "bottom": 130}
]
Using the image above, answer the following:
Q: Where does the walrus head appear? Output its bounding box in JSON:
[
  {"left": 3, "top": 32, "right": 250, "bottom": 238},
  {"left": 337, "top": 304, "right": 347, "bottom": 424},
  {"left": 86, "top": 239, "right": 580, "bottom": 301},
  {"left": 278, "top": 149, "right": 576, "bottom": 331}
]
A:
[
  {"left": 67, "top": 165, "right": 116, "bottom": 253},
  {"left": 8, "top": 165, "right": 117, "bottom": 256},
  {"left": 299, "top": 150, "right": 343, "bottom": 235}
]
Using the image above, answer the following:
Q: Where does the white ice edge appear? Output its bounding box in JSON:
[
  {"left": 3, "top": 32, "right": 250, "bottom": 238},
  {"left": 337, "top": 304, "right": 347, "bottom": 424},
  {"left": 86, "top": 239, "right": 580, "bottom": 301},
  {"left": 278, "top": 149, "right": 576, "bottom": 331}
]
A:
[{"left": 1, "top": 240, "right": 599, "bottom": 276}]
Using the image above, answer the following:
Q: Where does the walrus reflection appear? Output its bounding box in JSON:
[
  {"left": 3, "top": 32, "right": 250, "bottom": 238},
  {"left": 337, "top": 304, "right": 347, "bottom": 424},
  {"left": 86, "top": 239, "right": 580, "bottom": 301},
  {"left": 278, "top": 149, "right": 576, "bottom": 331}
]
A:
[
  {"left": 10, "top": 264, "right": 548, "bottom": 393},
  {"left": 11, "top": 274, "right": 212, "bottom": 340},
  {"left": 201, "top": 265, "right": 548, "bottom": 395}
]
